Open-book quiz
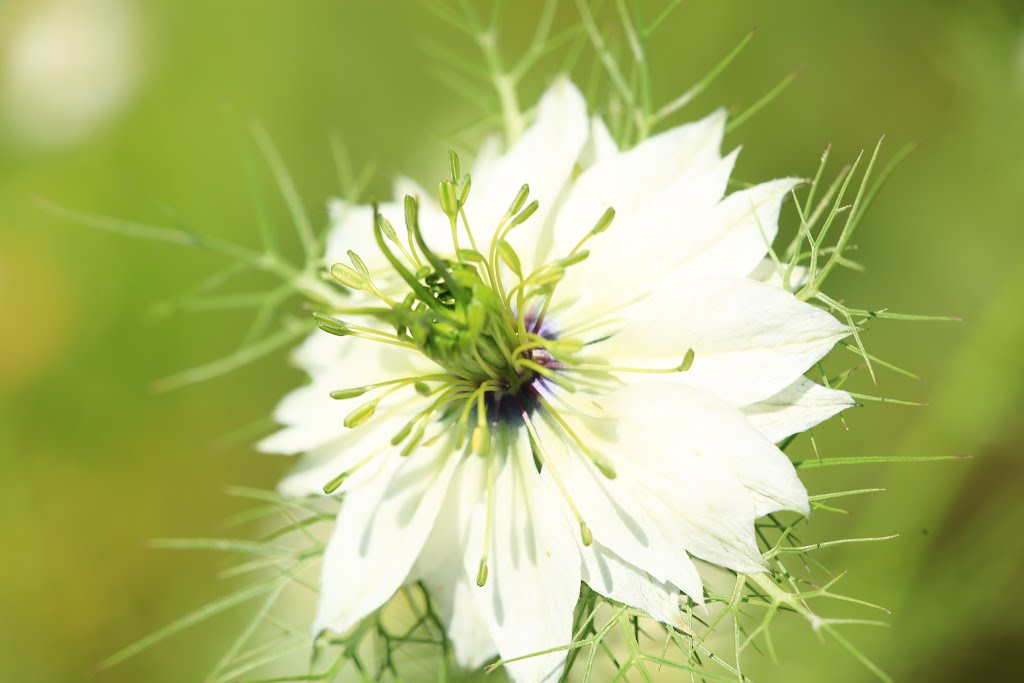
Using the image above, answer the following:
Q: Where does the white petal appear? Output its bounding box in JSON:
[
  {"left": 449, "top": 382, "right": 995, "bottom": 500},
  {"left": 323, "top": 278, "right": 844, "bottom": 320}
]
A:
[
  {"left": 313, "top": 440, "right": 460, "bottom": 636},
  {"left": 413, "top": 456, "right": 497, "bottom": 669},
  {"left": 578, "top": 115, "right": 618, "bottom": 167},
  {"left": 286, "top": 328, "right": 342, "bottom": 375},
  {"left": 553, "top": 173, "right": 801, "bottom": 335},
  {"left": 536, "top": 382, "right": 770, "bottom": 584},
  {"left": 544, "top": 109, "right": 728, "bottom": 267},
  {"left": 467, "top": 76, "right": 589, "bottom": 254},
  {"left": 742, "top": 376, "right": 856, "bottom": 444},
  {"left": 564, "top": 108, "right": 726, "bottom": 222},
  {"left": 593, "top": 277, "right": 850, "bottom": 406},
  {"left": 579, "top": 540, "right": 686, "bottom": 630},
  {"left": 257, "top": 382, "right": 343, "bottom": 456},
  {"left": 535, "top": 407, "right": 707, "bottom": 595},
  {"left": 633, "top": 382, "right": 810, "bottom": 518},
  {"left": 439, "top": 573, "right": 499, "bottom": 669},
  {"left": 325, "top": 199, "right": 382, "bottom": 267},
  {"left": 550, "top": 150, "right": 738, "bottom": 325},
  {"left": 473, "top": 132, "right": 503, "bottom": 171},
  {"left": 273, "top": 407, "right": 411, "bottom": 498},
  {"left": 671, "top": 178, "right": 802, "bottom": 280},
  {"left": 750, "top": 258, "right": 811, "bottom": 292},
  {"left": 464, "top": 429, "right": 580, "bottom": 683},
  {"left": 259, "top": 334, "right": 429, "bottom": 455}
]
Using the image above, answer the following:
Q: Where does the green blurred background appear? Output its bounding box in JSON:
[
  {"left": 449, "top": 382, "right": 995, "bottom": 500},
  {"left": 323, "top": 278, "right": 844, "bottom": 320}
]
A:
[{"left": 2, "top": 1, "right": 1022, "bottom": 681}]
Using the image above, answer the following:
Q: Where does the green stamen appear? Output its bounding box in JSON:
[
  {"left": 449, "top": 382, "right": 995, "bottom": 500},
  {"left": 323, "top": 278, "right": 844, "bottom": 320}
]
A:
[
  {"left": 566, "top": 349, "right": 696, "bottom": 375},
  {"left": 522, "top": 410, "right": 593, "bottom": 547}
]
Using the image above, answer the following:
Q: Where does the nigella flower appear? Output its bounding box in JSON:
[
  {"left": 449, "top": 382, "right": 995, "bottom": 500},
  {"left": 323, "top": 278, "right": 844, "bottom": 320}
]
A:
[{"left": 259, "top": 78, "right": 855, "bottom": 682}]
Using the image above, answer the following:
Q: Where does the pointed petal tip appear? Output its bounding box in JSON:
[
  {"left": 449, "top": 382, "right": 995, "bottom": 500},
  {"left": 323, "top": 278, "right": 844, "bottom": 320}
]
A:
[
  {"left": 310, "top": 613, "right": 337, "bottom": 641},
  {"left": 780, "top": 485, "right": 813, "bottom": 518},
  {"left": 540, "top": 74, "right": 586, "bottom": 110},
  {"left": 763, "top": 176, "right": 806, "bottom": 196},
  {"left": 326, "top": 197, "right": 352, "bottom": 225},
  {"left": 707, "top": 106, "right": 729, "bottom": 127},
  {"left": 700, "top": 107, "right": 728, "bottom": 145},
  {"left": 723, "top": 145, "right": 742, "bottom": 166},
  {"left": 255, "top": 430, "right": 297, "bottom": 456},
  {"left": 682, "top": 583, "right": 706, "bottom": 609},
  {"left": 548, "top": 73, "right": 577, "bottom": 93}
]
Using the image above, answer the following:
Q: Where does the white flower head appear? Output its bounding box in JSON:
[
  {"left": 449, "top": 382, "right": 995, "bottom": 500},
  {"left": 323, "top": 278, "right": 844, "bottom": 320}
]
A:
[{"left": 260, "top": 78, "right": 855, "bottom": 682}]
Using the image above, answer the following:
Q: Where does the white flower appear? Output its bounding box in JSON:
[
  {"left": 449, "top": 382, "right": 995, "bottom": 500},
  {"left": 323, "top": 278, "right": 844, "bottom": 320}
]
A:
[{"left": 260, "top": 77, "right": 855, "bottom": 682}]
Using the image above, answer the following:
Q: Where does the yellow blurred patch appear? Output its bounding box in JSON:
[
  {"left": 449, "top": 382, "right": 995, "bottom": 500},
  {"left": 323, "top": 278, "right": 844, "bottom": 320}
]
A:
[{"left": 0, "top": 234, "right": 72, "bottom": 388}]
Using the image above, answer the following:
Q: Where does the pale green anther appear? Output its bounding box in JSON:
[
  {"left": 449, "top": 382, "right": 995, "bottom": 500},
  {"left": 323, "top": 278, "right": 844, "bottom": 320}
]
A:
[
  {"left": 679, "top": 348, "right": 696, "bottom": 372},
  {"left": 507, "top": 184, "right": 529, "bottom": 216},
  {"left": 580, "top": 521, "right": 593, "bottom": 547},
  {"left": 313, "top": 312, "right": 351, "bottom": 337},
  {"left": 509, "top": 199, "right": 539, "bottom": 227},
  {"left": 471, "top": 425, "right": 489, "bottom": 456},
  {"left": 530, "top": 282, "right": 557, "bottom": 298},
  {"left": 400, "top": 423, "right": 426, "bottom": 456},
  {"left": 413, "top": 381, "right": 431, "bottom": 396},
  {"left": 557, "top": 249, "right": 590, "bottom": 268},
  {"left": 496, "top": 239, "right": 522, "bottom": 276},
  {"left": 376, "top": 215, "right": 398, "bottom": 241},
  {"left": 404, "top": 195, "right": 418, "bottom": 233},
  {"left": 593, "top": 456, "right": 617, "bottom": 480},
  {"left": 343, "top": 400, "right": 377, "bottom": 428},
  {"left": 390, "top": 421, "right": 414, "bottom": 446},
  {"left": 330, "top": 263, "right": 366, "bottom": 290},
  {"left": 421, "top": 431, "right": 445, "bottom": 448},
  {"left": 438, "top": 179, "right": 459, "bottom": 217},
  {"left": 476, "top": 558, "right": 489, "bottom": 587},
  {"left": 414, "top": 265, "right": 432, "bottom": 280},
  {"left": 448, "top": 150, "right": 461, "bottom": 182},
  {"left": 458, "top": 173, "right": 472, "bottom": 204},
  {"left": 347, "top": 250, "right": 370, "bottom": 277},
  {"left": 551, "top": 338, "right": 585, "bottom": 354},
  {"left": 591, "top": 207, "right": 616, "bottom": 235},
  {"left": 322, "top": 470, "right": 349, "bottom": 494},
  {"left": 531, "top": 266, "right": 564, "bottom": 286},
  {"left": 374, "top": 215, "right": 393, "bottom": 244},
  {"left": 330, "top": 386, "right": 369, "bottom": 400}
]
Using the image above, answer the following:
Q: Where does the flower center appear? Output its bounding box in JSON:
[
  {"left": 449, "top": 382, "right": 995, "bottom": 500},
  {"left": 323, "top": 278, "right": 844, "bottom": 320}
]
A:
[
  {"left": 310, "top": 151, "right": 703, "bottom": 585},
  {"left": 317, "top": 152, "right": 604, "bottom": 444},
  {"left": 316, "top": 151, "right": 689, "bottom": 500}
]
